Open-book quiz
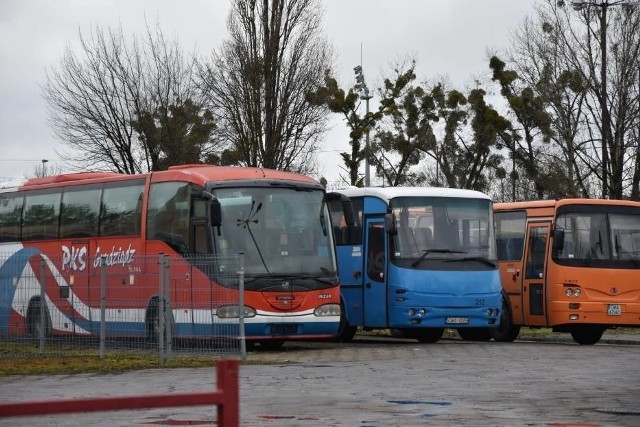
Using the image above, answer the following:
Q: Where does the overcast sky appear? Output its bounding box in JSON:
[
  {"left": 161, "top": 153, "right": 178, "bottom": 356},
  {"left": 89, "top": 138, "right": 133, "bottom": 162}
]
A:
[{"left": 0, "top": 0, "right": 538, "bottom": 182}]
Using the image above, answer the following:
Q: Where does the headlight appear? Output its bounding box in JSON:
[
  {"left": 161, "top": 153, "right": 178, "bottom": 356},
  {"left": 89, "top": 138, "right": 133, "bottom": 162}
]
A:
[
  {"left": 216, "top": 305, "right": 256, "bottom": 318},
  {"left": 314, "top": 303, "right": 340, "bottom": 316},
  {"left": 408, "top": 308, "right": 425, "bottom": 317},
  {"left": 485, "top": 308, "right": 499, "bottom": 317},
  {"left": 565, "top": 287, "right": 581, "bottom": 297}
]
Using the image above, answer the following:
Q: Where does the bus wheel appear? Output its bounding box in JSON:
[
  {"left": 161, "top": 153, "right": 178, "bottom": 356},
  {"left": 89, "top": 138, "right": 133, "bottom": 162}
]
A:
[
  {"left": 257, "top": 340, "right": 285, "bottom": 351},
  {"left": 489, "top": 306, "right": 521, "bottom": 342},
  {"left": 457, "top": 328, "right": 491, "bottom": 341},
  {"left": 414, "top": 328, "right": 444, "bottom": 343},
  {"left": 335, "top": 306, "right": 357, "bottom": 342},
  {"left": 26, "top": 300, "right": 50, "bottom": 338},
  {"left": 145, "top": 299, "right": 175, "bottom": 342},
  {"left": 570, "top": 326, "right": 605, "bottom": 345}
]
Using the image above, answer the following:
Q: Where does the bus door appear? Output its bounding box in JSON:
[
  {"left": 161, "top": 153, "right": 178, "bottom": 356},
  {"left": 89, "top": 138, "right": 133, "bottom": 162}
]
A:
[
  {"left": 363, "top": 218, "right": 387, "bottom": 327},
  {"left": 523, "top": 222, "right": 550, "bottom": 326}
]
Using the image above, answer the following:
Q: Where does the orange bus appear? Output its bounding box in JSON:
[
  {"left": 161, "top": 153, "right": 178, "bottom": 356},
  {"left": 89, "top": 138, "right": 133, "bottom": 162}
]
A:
[{"left": 493, "top": 199, "right": 640, "bottom": 344}]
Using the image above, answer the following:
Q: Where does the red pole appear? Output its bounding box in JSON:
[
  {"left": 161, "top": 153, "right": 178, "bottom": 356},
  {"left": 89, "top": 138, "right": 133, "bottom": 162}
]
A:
[{"left": 217, "top": 359, "right": 240, "bottom": 426}]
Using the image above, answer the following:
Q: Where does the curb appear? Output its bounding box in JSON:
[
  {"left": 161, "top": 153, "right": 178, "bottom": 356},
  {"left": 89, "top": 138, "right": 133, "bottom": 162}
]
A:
[{"left": 516, "top": 336, "right": 640, "bottom": 345}]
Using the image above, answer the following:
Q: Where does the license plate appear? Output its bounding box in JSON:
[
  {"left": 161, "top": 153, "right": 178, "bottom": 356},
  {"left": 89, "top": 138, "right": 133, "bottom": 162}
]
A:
[
  {"left": 269, "top": 324, "right": 298, "bottom": 335},
  {"left": 607, "top": 304, "right": 622, "bottom": 316},
  {"left": 446, "top": 317, "right": 469, "bottom": 325}
]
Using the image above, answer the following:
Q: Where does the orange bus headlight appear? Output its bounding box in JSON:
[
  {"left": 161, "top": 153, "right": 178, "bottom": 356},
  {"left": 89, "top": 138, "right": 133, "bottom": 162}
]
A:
[
  {"left": 314, "top": 303, "right": 340, "bottom": 317},
  {"left": 565, "top": 287, "right": 581, "bottom": 297},
  {"left": 216, "top": 305, "right": 256, "bottom": 318}
]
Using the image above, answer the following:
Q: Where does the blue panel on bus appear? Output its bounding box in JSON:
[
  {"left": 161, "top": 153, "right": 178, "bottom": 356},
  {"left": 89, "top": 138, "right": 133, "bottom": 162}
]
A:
[
  {"left": 363, "top": 197, "right": 388, "bottom": 214},
  {"left": 386, "top": 266, "right": 502, "bottom": 328}
]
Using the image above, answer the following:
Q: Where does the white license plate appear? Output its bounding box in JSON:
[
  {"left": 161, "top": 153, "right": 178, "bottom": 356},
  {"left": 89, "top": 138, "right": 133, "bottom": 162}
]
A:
[
  {"left": 607, "top": 304, "right": 621, "bottom": 316},
  {"left": 446, "top": 317, "right": 469, "bottom": 325}
]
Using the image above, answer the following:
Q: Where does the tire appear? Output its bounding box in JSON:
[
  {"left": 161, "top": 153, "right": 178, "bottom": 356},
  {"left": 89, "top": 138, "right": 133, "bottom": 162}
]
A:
[
  {"left": 334, "top": 303, "right": 357, "bottom": 342},
  {"left": 570, "top": 325, "right": 605, "bottom": 345},
  {"left": 146, "top": 299, "right": 175, "bottom": 342},
  {"left": 146, "top": 305, "right": 160, "bottom": 341},
  {"left": 413, "top": 328, "right": 444, "bottom": 343},
  {"left": 489, "top": 301, "right": 521, "bottom": 342},
  {"left": 26, "top": 301, "right": 50, "bottom": 339},
  {"left": 457, "top": 328, "right": 492, "bottom": 341}
]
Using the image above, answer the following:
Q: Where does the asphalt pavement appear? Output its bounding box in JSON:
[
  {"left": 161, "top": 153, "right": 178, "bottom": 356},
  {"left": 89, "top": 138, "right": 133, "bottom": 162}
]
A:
[{"left": 1, "top": 332, "right": 639, "bottom": 427}]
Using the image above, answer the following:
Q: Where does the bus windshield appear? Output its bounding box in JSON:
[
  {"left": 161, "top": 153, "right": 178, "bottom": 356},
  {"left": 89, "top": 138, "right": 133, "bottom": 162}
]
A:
[
  {"left": 554, "top": 208, "right": 640, "bottom": 267},
  {"left": 212, "top": 186, "right": 337, "bottom": 280},
  {"left": 389, "top": 196, "right": 496, "bottom": 267}
]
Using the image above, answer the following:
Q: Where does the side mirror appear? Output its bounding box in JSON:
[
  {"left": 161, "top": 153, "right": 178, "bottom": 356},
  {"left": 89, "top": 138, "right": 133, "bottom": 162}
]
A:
[
  {"left": 202, "top": 190, "right": 222, "bottom": 227},
  {"left": 385, "top": 213, "right": 397, "bottom": 235},
  {"left": 326, "top": 192, "right": 356, "bottom": 226},
  {"left": 552, "top": 228, "right": 564, "bottom": 252},
  {"left": 210, "top": 198, "right": 221, "bottom": 227}
]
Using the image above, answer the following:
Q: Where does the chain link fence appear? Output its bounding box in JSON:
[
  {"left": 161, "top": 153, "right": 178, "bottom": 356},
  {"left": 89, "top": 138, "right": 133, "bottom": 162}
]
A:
[{"left": 0, "top": 251, "right": 245, "bottom": 360}]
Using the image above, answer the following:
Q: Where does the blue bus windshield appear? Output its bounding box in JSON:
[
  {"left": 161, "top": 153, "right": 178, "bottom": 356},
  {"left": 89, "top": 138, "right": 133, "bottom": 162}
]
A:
[{"left": 389, "top": 196, "right": 496, "bottom": 263}]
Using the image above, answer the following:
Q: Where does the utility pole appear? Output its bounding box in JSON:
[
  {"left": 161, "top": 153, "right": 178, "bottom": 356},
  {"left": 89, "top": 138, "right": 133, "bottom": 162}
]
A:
[{"left": 354, "top": 63, "right": 372, "bottom": 187}]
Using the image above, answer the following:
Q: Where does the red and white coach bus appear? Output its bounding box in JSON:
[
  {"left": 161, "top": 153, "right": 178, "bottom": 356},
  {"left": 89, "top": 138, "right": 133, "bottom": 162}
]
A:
[{"left": 0, "top": 165, "right": 340, "bottom": 348}]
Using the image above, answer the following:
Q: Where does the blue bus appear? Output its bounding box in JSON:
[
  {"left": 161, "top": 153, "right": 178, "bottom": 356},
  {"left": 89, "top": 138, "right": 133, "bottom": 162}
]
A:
[{"left": 327, "top": 187, "right": 502, "bottom": 343}]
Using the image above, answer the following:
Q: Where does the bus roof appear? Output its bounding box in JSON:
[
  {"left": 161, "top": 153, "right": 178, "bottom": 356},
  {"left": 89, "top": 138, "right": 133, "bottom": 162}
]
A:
[
  {"left": 4, "top": 165, "right": 319, "bottom": 192},
  {"left": 151, "top": 165, "right": 319, "bottom": 186},
  {"left": 495, "top": 198, "right": 640, "bottom": 215},
  {"left": 334, "top": 186, "right": 491, "bottom": 203},
  {"left": 0, "top": 178, "right": 28, "bottom": 191}
]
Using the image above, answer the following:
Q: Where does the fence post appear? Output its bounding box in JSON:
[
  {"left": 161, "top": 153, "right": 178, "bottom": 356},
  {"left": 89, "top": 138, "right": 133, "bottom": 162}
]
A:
[
  {"left": 217, "top": 360, "right": 240, "bottom": 426},
  {"left": 99, "top": 255, "right": 107, "bottom": 359},
  {"left": 238, "top": 254, "right": 246, "bottom": 360},
  {"left": 38, "top": 257, "right": 46, "bottom": 354},
  {"left": 158, "top": 254, "right": 165, "bottom": 362},
  {"left": 164, "top": 254, "right": 172, "bottom": 360}
]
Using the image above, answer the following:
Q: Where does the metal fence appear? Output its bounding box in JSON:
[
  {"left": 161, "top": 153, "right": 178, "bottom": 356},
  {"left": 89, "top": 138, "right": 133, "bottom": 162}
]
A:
[{"left": 0, "top": 251, "right": 245, "bottom": 360}]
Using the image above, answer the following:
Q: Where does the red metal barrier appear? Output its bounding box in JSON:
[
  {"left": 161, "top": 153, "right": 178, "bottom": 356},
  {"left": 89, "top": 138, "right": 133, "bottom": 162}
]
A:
[{"left": 0, "top": 359, "right": 239, "bottom": 427}]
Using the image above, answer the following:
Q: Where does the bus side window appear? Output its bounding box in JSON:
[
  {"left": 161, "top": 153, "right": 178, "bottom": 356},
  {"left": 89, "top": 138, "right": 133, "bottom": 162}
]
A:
[
  {"left": 509, "top": 238, "right": 524, "bottom": 260},
  {"left": 367, "top": 224, "right": 385, "bottom": 280},
  {"left": 147, "top": 182, "right": 190, "bottom": 254},
  {"left": 525, "top": 232, "right": 547, "bottom": 279}
]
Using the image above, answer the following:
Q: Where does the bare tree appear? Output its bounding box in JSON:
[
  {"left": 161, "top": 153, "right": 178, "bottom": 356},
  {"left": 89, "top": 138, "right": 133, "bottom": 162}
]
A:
[
  {"left": 508, "top": 0, "right": 640, "bottom": 199},
  {"left": 43, "top": 23, "right": 217, "bottom": 174},
  {"left": 509, "top": 8, "right": 593, "bottom": 198},
  {"left": 198, "top": 0, "right": 333, "bottom": 174}
]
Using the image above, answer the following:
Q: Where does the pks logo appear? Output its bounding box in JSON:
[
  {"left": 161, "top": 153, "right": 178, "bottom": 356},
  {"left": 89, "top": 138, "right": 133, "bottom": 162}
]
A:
[{"left": 62, "top": 245, "right": 88, "bottom": 271}]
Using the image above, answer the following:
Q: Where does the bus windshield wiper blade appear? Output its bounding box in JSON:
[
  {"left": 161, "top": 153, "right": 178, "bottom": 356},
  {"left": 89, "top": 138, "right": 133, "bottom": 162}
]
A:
[
  {"left": 444, "top": 256, "right": 497, "bottom": 268},
  {"left": 411, "top": 249, "right": 466, "bottom": 267},
  {"left": 265, "top": 274, "right": 334, "bottom": 283}
]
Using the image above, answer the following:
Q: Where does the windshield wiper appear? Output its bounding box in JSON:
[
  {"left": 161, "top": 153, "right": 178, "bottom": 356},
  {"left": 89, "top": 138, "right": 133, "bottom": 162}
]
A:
[
  {"left": 411, "top": 249, "right": 466, "bottom": 267},
  {"left": 265, "top": 274, "right": 336, "bottom": 284},
  {"left": 237, "top": 201, "right": 270, "bottom": 274},
  {"left": 445, "top": 256, "right": 497, "bottom": 268}
]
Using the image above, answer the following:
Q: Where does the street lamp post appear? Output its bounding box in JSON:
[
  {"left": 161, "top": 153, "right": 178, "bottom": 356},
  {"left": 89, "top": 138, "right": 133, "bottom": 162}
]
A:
[
  {"left": 354, "top": 65, "right": 373, "bottom": 187},
  {"left": 570, "top": 0, "right": 638, "bottom": 198},
  {"left": 41, "top": 159, "right": 49, "bottom": 177}
]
